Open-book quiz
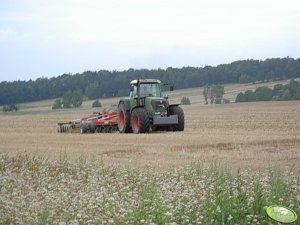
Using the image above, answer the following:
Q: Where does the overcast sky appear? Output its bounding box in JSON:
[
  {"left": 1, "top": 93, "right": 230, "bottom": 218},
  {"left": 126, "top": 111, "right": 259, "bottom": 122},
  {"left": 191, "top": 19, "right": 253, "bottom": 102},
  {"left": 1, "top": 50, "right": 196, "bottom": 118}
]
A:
[{"left": 0, "top": 0, "right": 300, "bottom": 82}]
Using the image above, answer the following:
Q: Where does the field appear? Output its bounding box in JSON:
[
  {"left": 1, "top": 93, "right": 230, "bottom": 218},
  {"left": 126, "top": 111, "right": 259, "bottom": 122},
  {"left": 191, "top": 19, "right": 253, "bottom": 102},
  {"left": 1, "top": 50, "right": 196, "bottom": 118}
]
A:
[
  {"left": 1, "top": 81, "right": 299, "bottom": 171},
  {"left": 0, "top": 81, "right": 300, "bottom": 224}
]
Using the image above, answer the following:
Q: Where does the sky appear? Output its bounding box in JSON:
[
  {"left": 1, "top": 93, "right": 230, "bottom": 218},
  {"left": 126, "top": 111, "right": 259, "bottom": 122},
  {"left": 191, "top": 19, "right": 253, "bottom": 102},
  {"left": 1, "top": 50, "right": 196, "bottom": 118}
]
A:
[{"left": 0, "top": 0, "right": 300, "bottom": 82}]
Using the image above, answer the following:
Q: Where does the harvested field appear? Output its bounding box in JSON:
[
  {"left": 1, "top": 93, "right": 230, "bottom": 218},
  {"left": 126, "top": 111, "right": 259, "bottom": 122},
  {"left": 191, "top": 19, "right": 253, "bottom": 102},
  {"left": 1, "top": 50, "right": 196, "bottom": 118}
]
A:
[{"left": 0, "top": 100, "right": 299, "bottom": 171}]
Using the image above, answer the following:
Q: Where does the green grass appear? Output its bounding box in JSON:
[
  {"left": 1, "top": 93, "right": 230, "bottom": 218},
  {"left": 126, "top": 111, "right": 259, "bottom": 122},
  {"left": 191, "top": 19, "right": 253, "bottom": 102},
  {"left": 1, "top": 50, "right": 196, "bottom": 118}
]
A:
[{"left": 0, "top": 153, "right": 299, "bottom": 225}]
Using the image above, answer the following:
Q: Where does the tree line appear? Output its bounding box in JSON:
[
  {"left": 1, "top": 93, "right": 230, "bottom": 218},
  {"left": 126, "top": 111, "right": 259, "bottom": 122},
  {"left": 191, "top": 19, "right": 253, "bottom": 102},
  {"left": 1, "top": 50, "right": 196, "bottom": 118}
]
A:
[
  {"left": 235, "top": 79, "right": 300, "bottom": 102},
  {"left": 1, "top": 57, "right": 300, "bottom": 105}
]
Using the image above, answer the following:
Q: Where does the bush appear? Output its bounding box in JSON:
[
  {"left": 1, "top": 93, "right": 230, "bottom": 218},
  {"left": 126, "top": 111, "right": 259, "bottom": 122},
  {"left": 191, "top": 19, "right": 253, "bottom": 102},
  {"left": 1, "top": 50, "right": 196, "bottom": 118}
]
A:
[
  {"left": 52, "top": 99, "right": 62, "bottom": 109},
  {"left": 222, "top": 99, "right": 230, "bottom": 104},
  {"left": 2, "top": 104, "right": 18, "bottom": 112},
  {"left": 235, "top": 92, "right": 245, "bottom": 103},
  {"left": 180, "top": 97, "right": 191, "bottom": 105},
  {"left": 92, "top": 100, "right": 102, "bottom": 108}
]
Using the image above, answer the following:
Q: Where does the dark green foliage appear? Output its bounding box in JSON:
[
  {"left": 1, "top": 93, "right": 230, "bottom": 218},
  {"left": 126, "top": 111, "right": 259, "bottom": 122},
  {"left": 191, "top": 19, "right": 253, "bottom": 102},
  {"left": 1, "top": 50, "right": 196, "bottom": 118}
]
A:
[
  {"left": 211, "top": 85, "right": 225, "bottom": 104},
  {"left": 1, "top": 57, "right": 300, "bottom": 105},
  {"left": 180, "top": 96, "right": 191, "bottom": 105},
  {"left": 203, "top": 85, "right": 210, "bottom": 104},
  {"left": 2, "top": 104, "right": 18, "bottom": 112},
  {"left": 92, "top": 100, "right": 102, "bottom": 108},
  {"left": 62, "top": 91, "right": 83, "bottom": 108},
  {"left": 222, "top": 98, "right": 230, "bottom": 104},
  {"left": 202, "top": 84, "right": 225, "bottom": 104},
  {"left": 235, "top": 92, "right": 245, "bottom": 103},
  {"left": 236, "top": 79, "right": 300, "bottom": 102},
  {"left": 244, "top": 90, "right": 256, "bottom": 102},
  {"left": 52, "top": 99, "right": 62, "bottom": 109},
  {"left": 254, "top": 86, "right": 273, "bottom": 101}
]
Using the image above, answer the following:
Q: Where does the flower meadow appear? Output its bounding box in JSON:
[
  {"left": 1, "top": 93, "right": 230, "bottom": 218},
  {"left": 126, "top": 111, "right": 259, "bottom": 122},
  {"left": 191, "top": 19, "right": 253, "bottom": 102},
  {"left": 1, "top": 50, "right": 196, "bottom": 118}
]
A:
[{"left": 0, "top": 153, "right": 299, "bottom": 225}]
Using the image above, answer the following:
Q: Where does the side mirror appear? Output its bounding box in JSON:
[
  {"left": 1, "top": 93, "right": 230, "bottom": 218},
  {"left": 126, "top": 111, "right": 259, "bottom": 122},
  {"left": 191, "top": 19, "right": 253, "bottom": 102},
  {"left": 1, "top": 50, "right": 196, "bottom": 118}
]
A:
[{"left": 130, "top": 85, "right": 134, "bottom": 92}]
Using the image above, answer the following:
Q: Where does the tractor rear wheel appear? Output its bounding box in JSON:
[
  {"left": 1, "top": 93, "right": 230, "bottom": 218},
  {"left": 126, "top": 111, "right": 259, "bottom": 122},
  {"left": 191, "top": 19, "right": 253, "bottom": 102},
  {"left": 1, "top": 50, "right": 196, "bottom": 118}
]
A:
[
  {"left": 131, "top": 108, "right": 150, "bottom": 133},
  {"left": 118, "top": 102, "right": 132, "bottom": 133},
  {"left": 170, "top": 106, "right": 184, "bottom": 131}
]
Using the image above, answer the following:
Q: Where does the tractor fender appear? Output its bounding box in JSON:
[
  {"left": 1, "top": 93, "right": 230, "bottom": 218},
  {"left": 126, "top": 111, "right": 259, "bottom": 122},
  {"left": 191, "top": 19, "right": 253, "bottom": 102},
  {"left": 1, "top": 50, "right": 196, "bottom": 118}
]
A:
[
  {"left": 169, "top": 104, "right": 180, "bottom": 108},
  {"left": 130, "top": 105, "right": 145, "bottom": 114},
  {"left": 168, "top": 104, "right": 180, "bottom": 116}
]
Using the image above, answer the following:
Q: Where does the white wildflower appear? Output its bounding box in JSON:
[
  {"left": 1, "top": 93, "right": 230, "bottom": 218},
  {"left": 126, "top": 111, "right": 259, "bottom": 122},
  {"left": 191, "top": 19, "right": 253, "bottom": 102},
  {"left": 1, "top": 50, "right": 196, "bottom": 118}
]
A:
[{"left": 165, "top": 211, "right": 172, "bottom": 216}]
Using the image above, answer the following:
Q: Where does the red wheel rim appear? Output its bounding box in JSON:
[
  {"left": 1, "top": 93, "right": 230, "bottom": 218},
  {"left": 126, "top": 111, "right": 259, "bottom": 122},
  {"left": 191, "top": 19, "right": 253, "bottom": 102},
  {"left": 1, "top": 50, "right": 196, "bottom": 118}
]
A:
[
  {"left": 119, "top": 111, "right": 124, "bottom": 129},
  {"left": 133, "top": 114, "right": 139, "bottom": 131}
]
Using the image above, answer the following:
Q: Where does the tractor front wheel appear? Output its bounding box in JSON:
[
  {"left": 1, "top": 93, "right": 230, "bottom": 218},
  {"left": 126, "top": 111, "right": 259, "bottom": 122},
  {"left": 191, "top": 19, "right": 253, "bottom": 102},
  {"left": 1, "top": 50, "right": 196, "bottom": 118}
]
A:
[
  {"left": 131, "top": 108, "right": 150, "bottom": 133},
  {"left": 170, "top": 106, "right": 185, "bottom": 131}
]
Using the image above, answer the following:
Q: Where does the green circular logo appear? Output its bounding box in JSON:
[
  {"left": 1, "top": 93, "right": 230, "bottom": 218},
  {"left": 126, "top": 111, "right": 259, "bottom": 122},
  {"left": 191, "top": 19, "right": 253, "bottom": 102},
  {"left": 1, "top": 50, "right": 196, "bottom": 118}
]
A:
[{"left": 266, "top": 205, "right": 298, "bottom": 223}]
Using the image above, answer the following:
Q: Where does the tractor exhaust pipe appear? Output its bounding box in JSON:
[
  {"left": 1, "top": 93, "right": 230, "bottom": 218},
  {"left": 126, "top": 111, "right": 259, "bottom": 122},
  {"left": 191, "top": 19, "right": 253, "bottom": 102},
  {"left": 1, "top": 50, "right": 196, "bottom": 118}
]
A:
[{"left": 137, "top": 79, "right": 141, "bottom": 106}]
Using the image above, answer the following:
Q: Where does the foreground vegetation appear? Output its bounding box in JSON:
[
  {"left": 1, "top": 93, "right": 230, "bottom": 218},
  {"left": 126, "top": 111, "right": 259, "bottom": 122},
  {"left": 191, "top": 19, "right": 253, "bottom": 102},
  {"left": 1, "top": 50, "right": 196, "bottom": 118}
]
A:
[{"left": 0, "top": 153, "right": 299, "bottom": 225}]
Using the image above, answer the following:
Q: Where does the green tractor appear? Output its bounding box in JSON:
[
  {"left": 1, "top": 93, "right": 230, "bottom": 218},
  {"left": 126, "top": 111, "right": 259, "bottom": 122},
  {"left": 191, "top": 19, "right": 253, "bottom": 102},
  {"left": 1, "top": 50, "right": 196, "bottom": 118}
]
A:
[{"left": 118, "top": 79, "right": 184, "bottom": 133}]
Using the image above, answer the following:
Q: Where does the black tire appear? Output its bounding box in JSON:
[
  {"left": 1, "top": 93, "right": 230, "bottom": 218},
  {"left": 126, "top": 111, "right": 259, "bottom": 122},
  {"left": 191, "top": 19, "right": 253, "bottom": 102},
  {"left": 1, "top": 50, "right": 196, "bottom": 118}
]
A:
[
  {"left": 80, "top": 124, "right": 87, "bottom": 134},
  {"left": 118, "top": 102, "right": 132, "bottom": 133},
  {"left": 89, "top": 123, "right": 95, "bottom": 133},
  {"left": 170, "top": 106, "right": 184, "bottom": 131},
  {"left": 131, "top": 108, "right": 150, "bottom": 133},
  {"left": 111, "top": 126, "right": 118, "bottom": 132}
]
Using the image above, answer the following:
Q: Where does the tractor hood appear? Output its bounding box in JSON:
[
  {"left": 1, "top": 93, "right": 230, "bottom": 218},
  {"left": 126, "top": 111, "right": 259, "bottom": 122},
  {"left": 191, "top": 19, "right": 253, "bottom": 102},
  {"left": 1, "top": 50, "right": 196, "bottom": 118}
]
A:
[{"left": 145, "top": 97, "right": 168, "bottom": 115}]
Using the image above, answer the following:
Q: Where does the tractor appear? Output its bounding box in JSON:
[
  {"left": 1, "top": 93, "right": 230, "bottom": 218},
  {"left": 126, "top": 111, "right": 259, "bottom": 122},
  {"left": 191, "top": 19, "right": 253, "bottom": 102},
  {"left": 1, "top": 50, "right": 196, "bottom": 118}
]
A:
[{"left": 117, "top": 79, "right": 184, "bottom": 133}]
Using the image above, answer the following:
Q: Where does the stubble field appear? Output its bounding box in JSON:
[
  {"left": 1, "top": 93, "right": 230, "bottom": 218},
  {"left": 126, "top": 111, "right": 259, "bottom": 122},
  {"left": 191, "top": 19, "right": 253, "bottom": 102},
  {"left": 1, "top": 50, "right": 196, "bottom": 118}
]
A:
[{"left": 0, "top": 100, "right": 299, "bottom": 171}]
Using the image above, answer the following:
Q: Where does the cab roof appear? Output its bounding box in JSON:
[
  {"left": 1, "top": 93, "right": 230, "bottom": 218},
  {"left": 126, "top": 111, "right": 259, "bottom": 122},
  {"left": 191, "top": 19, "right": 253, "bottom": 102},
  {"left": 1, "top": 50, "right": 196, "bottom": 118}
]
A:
[{"left": 130, "top": 79, "right": 161, "bottom": 85}]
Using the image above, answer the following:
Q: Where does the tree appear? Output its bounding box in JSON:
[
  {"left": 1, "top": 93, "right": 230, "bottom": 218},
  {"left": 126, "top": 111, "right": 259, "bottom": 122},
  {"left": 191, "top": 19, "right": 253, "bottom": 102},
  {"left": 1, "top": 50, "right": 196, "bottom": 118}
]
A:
[
  {"left": 72, "top": 91, "right": 83, "bottom": 107},
  {"left": 180, "top": 97, "right": 191, "bottom": 105},
  {"left": 235, "top": 79, "right": 300, "bottom": 102},
  {"left": 2, "top": 104, "right": 18, "bottom": 112},
  {"left": 52, "top": 99, "right": 62, "bottom": 109},
  {"left": 62, "top": 91, "right": 83, "bottom": 108},
  {"left": 62, "top": 91, "right": 72, "bottom": 108},
  {"left": 244, "top": 90, "right": 256, "bottom": 102},
  {"left": 222, "top": 99, "right": 230, "bottom": 104},
  {"left": 203, "top": 84, "right": 225, "bottom": 104},
  {"left": 203, "top": 85, "right": 210, "bottom": 104},
  {"left": 287, "top": 79, "right": 300, "bottom": 99},
  {"left": 235, "top": 93, "right": 245, "bottom": 103},
  {"left": 211, "top": 85, "right": 225, "bottom": 104},
  {"left": 254, "top": 87, "right": 273, "bottom": 101},
  {"left": 92, "top": 100, "right": 102, "bottom": 108}
]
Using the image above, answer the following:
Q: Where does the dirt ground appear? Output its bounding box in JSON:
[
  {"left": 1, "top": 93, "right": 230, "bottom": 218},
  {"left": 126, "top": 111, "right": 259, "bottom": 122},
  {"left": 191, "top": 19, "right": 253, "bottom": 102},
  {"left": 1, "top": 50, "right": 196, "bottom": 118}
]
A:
[{"left": 0, "top": 100, "right": 299, "bottom": 171}]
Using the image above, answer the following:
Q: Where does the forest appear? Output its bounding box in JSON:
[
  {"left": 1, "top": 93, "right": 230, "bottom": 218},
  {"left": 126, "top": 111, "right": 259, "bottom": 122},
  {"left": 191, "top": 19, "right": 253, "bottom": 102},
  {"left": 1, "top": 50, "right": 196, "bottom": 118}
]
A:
[{"left": 1, "top": 57, "right": 300, "bottom": 105}]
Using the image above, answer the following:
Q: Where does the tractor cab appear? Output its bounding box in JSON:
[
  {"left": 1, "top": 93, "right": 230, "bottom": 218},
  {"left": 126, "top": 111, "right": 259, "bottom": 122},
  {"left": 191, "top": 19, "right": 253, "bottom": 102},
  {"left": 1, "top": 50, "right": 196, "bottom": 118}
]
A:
[{"left": 129, "top": 79, "right": 162, "bottom": 98}]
